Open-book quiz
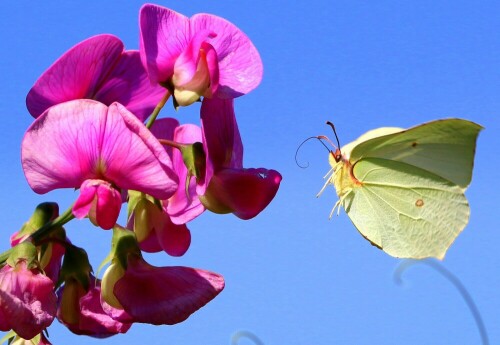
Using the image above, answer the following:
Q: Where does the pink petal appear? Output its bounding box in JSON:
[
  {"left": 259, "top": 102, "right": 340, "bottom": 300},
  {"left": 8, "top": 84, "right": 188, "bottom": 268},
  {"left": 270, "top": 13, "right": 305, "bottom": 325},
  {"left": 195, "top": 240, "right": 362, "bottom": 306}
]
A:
[
  {"left": 57, "top": 278, "right": 131, "bottom": 337},
  {"left": 168, "top": 124, "right": 205, "bottom": 224},
  {"left": 200, "top": 98, "right": 243, "bottom": 182},
  {"left": 95, "top": 182, "right": 122, "bottom": 230},
  {"left": 0, "top": 262, "right": 57, "bottom": 340},
  {"left": 94, "top": 50, "right": 166, "bottom": 122},
  {"left": 139, "top": 4, "right": 190, "bottom": 85},
  {"left": 149, "top": 117, "right": 180, "bottom": 158},
  {"left": 156, "top": 215, "right": 191, "bottom": 257},
  {"left": 203, "top": 168, "right": 282, "bottom": 219},
  {"left": 101, "top": 102, "right": 178, "bottom": 199},
  {"left": 22, "top": 100, "right": 178, "bottom": 200},
  {"left": 26, "top": 35, "right": 124, "bottom": 118},
  {"left": 73, "top": 181, "right": 99, "bottom": 220},
  {"left": 113, "top": 258, "right": 224, "bottom": 325},
  {"left": 190, "top": 14, "right": 263, "bottom": 98}
]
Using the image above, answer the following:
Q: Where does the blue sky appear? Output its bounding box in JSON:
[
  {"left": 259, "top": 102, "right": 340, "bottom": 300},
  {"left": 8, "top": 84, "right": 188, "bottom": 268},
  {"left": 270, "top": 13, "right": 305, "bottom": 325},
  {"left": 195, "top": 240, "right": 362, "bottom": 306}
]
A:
[{"left": 0, "top": 1, "right": 499, "bottom": 344}]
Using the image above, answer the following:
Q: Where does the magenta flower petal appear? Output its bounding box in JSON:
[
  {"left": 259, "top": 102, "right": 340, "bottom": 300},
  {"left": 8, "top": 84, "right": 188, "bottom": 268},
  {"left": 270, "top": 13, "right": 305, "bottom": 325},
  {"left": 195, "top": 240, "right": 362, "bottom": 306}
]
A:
[
  {"left": 190, "top": 14, "right": 263, "bottom": 98},
  {"left": 0, "top": 261, "right": 57, "bottom": 340},
  {"left": 168, "top": 124, "right": 205, "bottom": 224},
  {"left": 93, "top": 50, "right": 166, "bottom": 122},
  {"left": 111, "top": 257, "right": 224, "bottom": 325},
  {"left": 151, "top": 119, "right": 205, "bottom": 224},
  {"left": 156, "top": 215, "right": 191, "bottom": 257},
  {"left": 140, "top": 4, "right": 262, "bottom": 101},
  {"left": 73, "top": 180, "right": 122, "bottom": 230},
  {"left": 201, "top": 98, "right": 243, "bottom": 171},
  {"left": 26, "top": 34, "right": 164, "bottom": 120},
  {"left": 22, "top": 100, "right": 178, "bottom": 200},
  {"left": 203, "top": 168, "right": 282, "bottom": 220},
  {"left": 27, "top": 35, "right": 122, "bottom": 118},
  {"left": 139, "top": 4, "right": 190, "bottom": 85}
]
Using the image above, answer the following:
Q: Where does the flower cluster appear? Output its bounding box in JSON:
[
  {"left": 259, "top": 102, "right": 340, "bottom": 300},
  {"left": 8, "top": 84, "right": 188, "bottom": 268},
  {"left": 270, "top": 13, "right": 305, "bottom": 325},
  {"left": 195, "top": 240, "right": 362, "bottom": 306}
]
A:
[{"left": 1, "top": 4, "right": 281, "bottom": 343}]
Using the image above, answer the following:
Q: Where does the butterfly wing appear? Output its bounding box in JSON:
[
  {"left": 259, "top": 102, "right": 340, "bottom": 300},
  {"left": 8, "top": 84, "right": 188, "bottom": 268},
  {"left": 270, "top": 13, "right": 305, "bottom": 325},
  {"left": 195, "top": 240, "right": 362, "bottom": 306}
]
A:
[
  {"left": 349, "top": 119, "right": 483, "bottom": 189},
  {"left": 342, "top": 158, "right": 469, "bottom": 259},
  {"left": 336, "top": 118, "right": 482, "bottom": 259}
]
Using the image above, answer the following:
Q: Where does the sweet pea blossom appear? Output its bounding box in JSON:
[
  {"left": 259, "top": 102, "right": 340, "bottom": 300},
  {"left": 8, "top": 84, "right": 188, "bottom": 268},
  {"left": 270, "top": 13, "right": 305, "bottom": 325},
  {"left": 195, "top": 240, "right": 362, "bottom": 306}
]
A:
[
  {"left": 198, "top": 98, "right": 282, "bottom": 219},
  {"left": 140, "top": 4, "right": 263, "bottom": 107},
  {"left": 101, "top": 254, "right": 224, "bottom": 325},
  {"left": 26, "top": 34, "right": 165, "bottom": 121},
  {"left": 0, "top": 260, "right": 57, "bottom": 340},
  {"left": 22, "top": 100, "right": 178, "bottom": 229}
]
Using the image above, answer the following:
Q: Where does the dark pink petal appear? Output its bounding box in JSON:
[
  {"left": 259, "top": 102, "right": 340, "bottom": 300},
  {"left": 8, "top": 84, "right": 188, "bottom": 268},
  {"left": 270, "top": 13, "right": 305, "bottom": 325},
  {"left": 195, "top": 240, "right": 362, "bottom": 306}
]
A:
[
  {"left": 0, "top": 262, "right": 57, "bottom": 339},
  {"left": 203, "top": 168, "right": 282, "bottom": 220},
  {"left": 190, "top": 14, "right": 263, "bottom": 98},
  {"left": 57, "top": 278, "right": 131, "bottom": 337},
  {"left": 94, "top": 51, "right": 166, "bottom": 122},
  {"left": 95, "top": 182, "right": 122, "bottom": 230},
  {"left": 26, "top": 35, "right": 123, "bottom": 118},
  {"left": 22, "top": 100, "right": 178, "bottom": 200},
  {"left": 73, "top": 180, "right": 99, "bottom": 220},
  {"left": 42, "top": 242, "right": 66, "bottom": 284},
  {"left": 200, "top": 98, "right": 243, "bottom": 191},
  {"left": 149, "top": 117, "right": 180, "bottom": 157},
  {"left": 112, "top": 257, "right": 224, "bottom": 325},
  {"left": 156, "top": 216, "right": 191, "bottom": 257},
  {"left": 139, "top": 4, "right": 190, "bottom": 85}
]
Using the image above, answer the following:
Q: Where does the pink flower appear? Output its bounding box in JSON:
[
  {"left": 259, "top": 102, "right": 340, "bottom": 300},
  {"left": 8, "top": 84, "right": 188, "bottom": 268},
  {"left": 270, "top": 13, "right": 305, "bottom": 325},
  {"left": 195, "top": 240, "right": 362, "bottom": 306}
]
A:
[
  {"left": 140, "top": 4, "right": 263, "bottom": 106},
  {"left": 22, "top": 100, "right": 178, "bottom": 229},
  {"left": 57, "top": 276, "right": 131, "bottom": 337},
  {"left": 101, "top": 255, "right": 224, "bottom": 325},
  {"left": 26, "top": 34, "right": 165, "bottom": 121},
  {"left": 199, "top": 98, "right": 282, "bottom": 219},
  {"left": 0, "top": 260, "right": 57, "bottom": 340}
]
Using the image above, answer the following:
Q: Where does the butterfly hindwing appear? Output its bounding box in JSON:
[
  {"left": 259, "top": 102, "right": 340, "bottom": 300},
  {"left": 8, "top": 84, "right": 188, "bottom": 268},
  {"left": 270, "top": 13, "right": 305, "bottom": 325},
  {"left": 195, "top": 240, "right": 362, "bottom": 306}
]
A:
[{"left": 343, "top": 157, "right": 469, "bottom": 259}]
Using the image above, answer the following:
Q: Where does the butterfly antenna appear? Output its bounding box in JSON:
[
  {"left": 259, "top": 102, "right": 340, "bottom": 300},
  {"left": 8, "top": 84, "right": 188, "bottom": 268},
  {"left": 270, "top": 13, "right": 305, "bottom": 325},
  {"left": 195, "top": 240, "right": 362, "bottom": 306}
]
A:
[
  {"left": 295, "top": 136, "right": 332, "bottom": 169},
  {"left": 326, "top": 121, "right": 342, "bottom": 161}
]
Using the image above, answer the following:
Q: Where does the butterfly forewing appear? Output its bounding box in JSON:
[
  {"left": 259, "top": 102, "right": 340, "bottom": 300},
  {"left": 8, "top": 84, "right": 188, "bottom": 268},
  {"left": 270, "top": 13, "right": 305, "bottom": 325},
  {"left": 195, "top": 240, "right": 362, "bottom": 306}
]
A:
[{"left": 349, "top": 119, "right": 483, "bottom": 189}]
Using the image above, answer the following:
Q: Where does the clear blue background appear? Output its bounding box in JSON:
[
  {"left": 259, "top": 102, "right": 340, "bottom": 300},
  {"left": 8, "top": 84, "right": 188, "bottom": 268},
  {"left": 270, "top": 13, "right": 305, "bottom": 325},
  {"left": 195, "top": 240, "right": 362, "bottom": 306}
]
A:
[{"left": 0, "top": 1, "right": 499, "bottom": 344}]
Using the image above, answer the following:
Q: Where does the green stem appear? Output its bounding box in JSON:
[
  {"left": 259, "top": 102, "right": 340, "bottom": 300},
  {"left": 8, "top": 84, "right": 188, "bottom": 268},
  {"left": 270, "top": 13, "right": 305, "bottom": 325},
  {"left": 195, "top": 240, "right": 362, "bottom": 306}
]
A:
[
  {"left": 146, "top": 91, "right": 171, "bottom": 129},
  {"left": 30, "top": 205, "right": 75, "bottom": 245}
]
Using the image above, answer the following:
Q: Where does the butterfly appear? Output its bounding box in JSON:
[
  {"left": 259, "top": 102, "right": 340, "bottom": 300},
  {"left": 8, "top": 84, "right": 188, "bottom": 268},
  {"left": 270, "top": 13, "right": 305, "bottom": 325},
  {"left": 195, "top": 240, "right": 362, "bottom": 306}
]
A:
[{"left": 317, "top": 118, "right": 483, "bottom": 259}]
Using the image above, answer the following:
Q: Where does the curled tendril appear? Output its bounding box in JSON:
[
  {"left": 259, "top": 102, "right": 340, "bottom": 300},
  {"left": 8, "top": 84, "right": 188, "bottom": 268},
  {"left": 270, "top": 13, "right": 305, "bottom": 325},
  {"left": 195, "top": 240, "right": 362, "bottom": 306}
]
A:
[
  {"left": 394, "top": 259, "right": 489, "bottom": 345},
  {"left": 295, "top": 135, "right": 333, "bottom": 169},
  {"left": 231, "top": 331, "right": 265, "bottom": 345}
]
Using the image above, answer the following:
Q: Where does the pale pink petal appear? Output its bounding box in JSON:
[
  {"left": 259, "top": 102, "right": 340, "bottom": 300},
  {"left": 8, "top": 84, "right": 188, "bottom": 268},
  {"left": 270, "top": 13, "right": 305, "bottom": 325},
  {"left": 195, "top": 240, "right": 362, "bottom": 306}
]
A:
[
  {"left": 94, "top": 50, "right": 166, "bottom": 122},
  {"left": 139, "top": 4, "right": 190, "bottom": 85},
  {"left": 156, "top": 216, "right": 191, "bottom": 257},
  {"left": 26, "top": 35, "right": 123, "bottom": 118},
  {"left": 113, "top": 258, "right": 224, "bottom": 325},
  {"left": 203, "top": 168, "right": 282, "bottom": 220},
  {"left": 190, "top": 14, "right": 263, "bottom": 98},
  {"left": 173, "top": 30, "right": 216, "bottom": 87},
  {"left": 168, "top": 124, "right": 205, "bottom": 224}
]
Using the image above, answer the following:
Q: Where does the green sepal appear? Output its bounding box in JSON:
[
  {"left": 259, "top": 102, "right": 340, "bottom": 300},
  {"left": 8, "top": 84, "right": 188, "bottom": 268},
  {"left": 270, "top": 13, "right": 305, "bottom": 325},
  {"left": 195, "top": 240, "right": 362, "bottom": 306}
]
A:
[
  {"left": 180, "top": 142, "right": 206, "bottom": 183},
  {"left": 13, "top": 202, "right": 59, "bottom": 243},
  {"left": 110, "top": 225, "right": 142, "bottom": 270},
  {"left": 7, "top": 242, "right": 38, "bottom": 269},
  {"left": 58, "top": 245, "right": 92, "bottom": 291}
]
